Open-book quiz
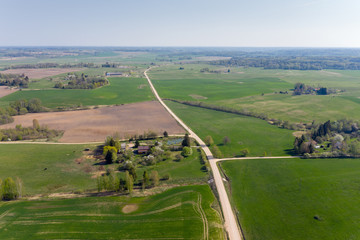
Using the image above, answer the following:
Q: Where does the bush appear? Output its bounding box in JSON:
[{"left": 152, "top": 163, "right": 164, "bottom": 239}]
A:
[
  {"left": 181, "top": 147, "right": 192, "bottom": 157},
  {"left": 1, "top": 177, "right": 18, "bottom": 201},
  {"left": 162, "top": 173, "right": 171, "bottom": 181}
]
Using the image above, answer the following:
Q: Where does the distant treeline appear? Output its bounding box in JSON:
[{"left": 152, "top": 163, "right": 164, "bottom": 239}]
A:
[
  {"left": 3, "top": 62, "right": 98, "bottom": 70},
  {"left": 211, "top": 56, "right": 360, "bottom": 70},
  {"left": 0, "top": 73, "right": 29, "bottom": 88}
]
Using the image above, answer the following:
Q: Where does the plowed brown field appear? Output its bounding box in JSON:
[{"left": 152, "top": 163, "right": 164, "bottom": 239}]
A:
[{"left": 0, "top": 101, "right": 185, "bottom": 142}]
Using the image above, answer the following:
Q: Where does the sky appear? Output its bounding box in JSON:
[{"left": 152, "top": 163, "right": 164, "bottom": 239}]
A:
[{"left": 1, "top": 0, "right": 360, "bottom": 47}]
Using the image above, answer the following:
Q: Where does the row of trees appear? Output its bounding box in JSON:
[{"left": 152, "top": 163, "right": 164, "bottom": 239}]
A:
[
  {"left": 54, "top": 73, "right": 108, "bottom": 89},
  {"left": 3, "top": 62, "right": 98, "bottom": 70},
  {"left": 212, "top": 56, "right": 360, "bottom": 70},
  {"left": 0, "top": 120, "right": 63, "bottom": 141},
  {"left": 0, "top": 73, "right": 29, "bottom": 88},
  {"left": 0, "top": 98, "right": 45, "bottom": 125},
  {"left": 97, "top": 168, "right": 161, "bottom": 194},
  {"left": 0, "top": 177, "right": 23, "bottom": 201}
]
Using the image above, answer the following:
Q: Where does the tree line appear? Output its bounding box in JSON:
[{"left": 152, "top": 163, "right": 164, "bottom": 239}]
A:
[
  {"left": 54, "top": 73, "right": 108, "bottom": 89},
  {"left": 0, "top": 73, "right": 29, "bottom": 88},
  {"left": 211, "top": 56, "right": 360, "bottom": 70},
  {"left": 0, "top": 119, "right": 63, "bottom": 141},
  {"left": 0, "top": 98, "right": 45, "bottom": 125}
]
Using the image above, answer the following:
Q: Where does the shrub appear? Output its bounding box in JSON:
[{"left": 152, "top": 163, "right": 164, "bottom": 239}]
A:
[{"left": 181, "top": 147, "right": 192, "bottom": 157}]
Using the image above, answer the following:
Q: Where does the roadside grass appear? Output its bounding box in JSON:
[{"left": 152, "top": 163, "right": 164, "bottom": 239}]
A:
[
  {"left": 221, "top": 158, "right": 360, "bottom": 240},
  {"left": 0, "top": 77, "right": 154, "bottom": 108},
  {"left": 165, "top": 100, "right": 294, "bottom": 157},
  {"left": 0, "top": 185, "right": 224, "bottom": 240}
]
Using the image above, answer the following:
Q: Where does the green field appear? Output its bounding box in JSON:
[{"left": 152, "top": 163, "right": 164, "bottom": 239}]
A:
[
  {"left": 165, "top": 100, "right": 295, "bottom": 157},
  {"left": 0, "top": 144, "right": 97, "bottom": 195},
  {"left": 221, "top": 158, "right": 360, "bottom": 240},
  {"left": 0, "top": 144, "right": 209, "bottom": 196},
  {"left": 149, "top": 65, "right": 360, "bottom": 123},
  {"left": 0, "top": 185, "right": 224, "bottom": 239},
  {"left": 0, "top": 77, "right": 154, "bottom": 108}
]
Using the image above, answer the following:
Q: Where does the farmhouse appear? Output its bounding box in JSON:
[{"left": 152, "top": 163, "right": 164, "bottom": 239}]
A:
[
  {"left": 138, "top": 145, "right": 150, "bottom": 154},
  {"left": 121, "top": 142, "right": 127, "bottom": 151}
]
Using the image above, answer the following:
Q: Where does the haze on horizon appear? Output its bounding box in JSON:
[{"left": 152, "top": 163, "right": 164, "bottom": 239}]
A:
[{"left": 1, "top": 0, "right": 360, "bottom": 48}]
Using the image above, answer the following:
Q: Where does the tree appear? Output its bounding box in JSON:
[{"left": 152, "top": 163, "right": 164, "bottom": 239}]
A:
[
  {"left": 204, "top": 136, "right": 214, "bottom": 146},
  {"left": 182, "top": 133, "right": 191, "bottom": 147},
  {"left": 128, "top": 165, "right": 137, "bottom": 181},
  {"left": 223, "top": 136, "right": 231, "bottom": 145},
  {"left": 104, "top": 147, "right": 117, "bottom": 164},
  {"left": 1, "top": 177, "right": 18, "bottom": 201},
  {"left": 211, "top": 145, "right": 223, "bottom": 158},
  {"left": 135, "top": 139, "right": 140, "bottom": 148},
  {"left": 181, "top": 146, "right": 192, "bottom": 157},
  {"left": 241, "top": 148, "right": 249, "bottom": 157},
  {"left": 142, "top": 171, "right": 149, "bottom": 189},
  {"left": 150, "top": 171, "right": 159, "bottom": 187},
  {"left": 32, "top": 119, "right": 40, "bottom": 130},
  {"left": 125, "top": 171, "right": 133, "bottom": 194},
  {"left": 163, "top": 131, "right": 168, "bottom": 137}
]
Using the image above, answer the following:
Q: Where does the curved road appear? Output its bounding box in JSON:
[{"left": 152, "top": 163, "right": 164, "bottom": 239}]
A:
[{"left": 144, "top": 68, "right": 243, "bottom": 240}]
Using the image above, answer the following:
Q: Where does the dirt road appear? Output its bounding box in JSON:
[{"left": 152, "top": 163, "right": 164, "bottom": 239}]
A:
[{"left": 144, "top": 68, "right": 243, "bottom": 240}]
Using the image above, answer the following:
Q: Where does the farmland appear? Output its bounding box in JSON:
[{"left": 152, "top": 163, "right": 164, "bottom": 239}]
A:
[
  {"left": 0, "top": 102, "right": 185, "bottom": 143},
  {"left": 0, "top": 185, "right": 224, "bottom": 240},
  {"left": 221, "top": 158, "right": 360, "bottom": 240},
  {"left": 0, "top": 142, "right": 209, "bottom": 196},
  {"left": 149, "top": 64, "right": 360, "bottom": 124},
  {"left": 165, "top": 100, "right": 294, "bottom": 157},
  {"left": 0, "top": 77, "right": 154, "bottom": 108}
]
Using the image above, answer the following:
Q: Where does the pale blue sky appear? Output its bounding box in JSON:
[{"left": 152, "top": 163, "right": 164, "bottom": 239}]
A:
[{"left": 1, "top": 0, "right": 360, "bottom": 47}]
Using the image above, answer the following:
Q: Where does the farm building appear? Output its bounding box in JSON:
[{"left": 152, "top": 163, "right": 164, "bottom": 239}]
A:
[
  {"left": 106, "top": 72, "right": 123, "bottom": 76},
  {"left": 121, "top": 143, "right": 127, "bottom": 151},
  {"left": 138, "top": 145, "right": 150, "bottom": 154}
]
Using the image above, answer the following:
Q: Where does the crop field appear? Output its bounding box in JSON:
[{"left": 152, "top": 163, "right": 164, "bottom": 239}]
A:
[
  {"left": 0, "top": 185, "right": 224, "bottom": 240},
  {"left": 165, "top": 100, "right": 294, "bottom": 157},
  {"left": 0, "top": 102, "right": 185, "bottom": 143},
  {"left": 221, "top": 158, "right": 360, "bottom": 240},
  {"left": 149, "top": 65, "right": 360, "bottom": 123},
  {"left": 0, "top": 77, "right": 154, "bottom": 108}
]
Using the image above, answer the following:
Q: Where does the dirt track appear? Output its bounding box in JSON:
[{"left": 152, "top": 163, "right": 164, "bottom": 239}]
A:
[
  {"left": 0, "top": 101, "right": 185, "bottom": 142},
  {"left": 0, "top": 86, "right": 18, "bottom": 98},
  {"left": 0, "top": 68, "right": 83, "bottom": 79}
]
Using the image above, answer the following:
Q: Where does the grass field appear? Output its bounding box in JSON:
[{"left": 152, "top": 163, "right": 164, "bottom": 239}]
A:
[
  {"left": 0, "top": 77, "right": 154, "bottom": 108},
  {"left": 0, "top": 144, "right": 209, "bottom": 196},
  {"left": 0, "top": 185, "right": 224, "bottom": 239},
  {"left": 221, "top": 158, "right": 360, "bottom": 240},
  {"left": 0, "top": 144, "right": 97, "bottom": 195},
  {"left": 149, "top": 64, "right": 360, "bottom": 123},
  {"left": 165, "top": 100, "right": 295, "bottom": 157},
  {"left": 149, "top": 64, "right": 292, "bottom": 102}
]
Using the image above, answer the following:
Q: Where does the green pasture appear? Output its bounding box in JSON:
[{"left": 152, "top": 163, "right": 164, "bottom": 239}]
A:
[
  {"left": 0, "top": 77, "right": 154, "bottom": 108},
  {"left": 165, "top": 100, "right": 294, "bottom": 157},
  {"left": 0, "top": 144, "right": 209, "bottom": 196},
  {"left": 149, "top": 64, "right": 360, "bottom": 124},
  {"left": 0, "top": 185, "right": 224, "bottom": 239},
  {"left": 222, "top": 158, "right": 360, "bottom": 240},
  {"left": 149, "top": 64, "right": 292, "bottom": 102},
  {"left": 0, "top": 144, "right": 97, "bottom": 195}
]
